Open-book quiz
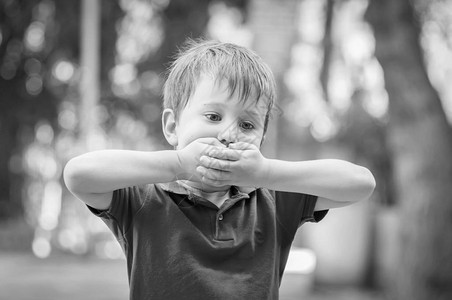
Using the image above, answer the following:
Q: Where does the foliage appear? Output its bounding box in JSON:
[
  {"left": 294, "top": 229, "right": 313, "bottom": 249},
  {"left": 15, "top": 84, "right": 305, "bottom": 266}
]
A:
[{"left": 0, "top": 0, "right": 216, "bottom": 257}]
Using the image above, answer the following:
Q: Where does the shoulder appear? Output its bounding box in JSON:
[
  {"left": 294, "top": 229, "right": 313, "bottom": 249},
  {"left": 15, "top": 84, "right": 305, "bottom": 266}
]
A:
[
  {"left": 90, "top": 184, "right": 164, "bottom": 217},
  {"left": 257, "top": 188, "right": 327, "bottom": 223}
]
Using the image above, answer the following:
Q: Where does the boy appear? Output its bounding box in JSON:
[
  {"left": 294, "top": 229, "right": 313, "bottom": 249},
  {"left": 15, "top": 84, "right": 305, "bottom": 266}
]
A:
[{"left": 64, "top": 40, "right": 375, "bottom": 299}]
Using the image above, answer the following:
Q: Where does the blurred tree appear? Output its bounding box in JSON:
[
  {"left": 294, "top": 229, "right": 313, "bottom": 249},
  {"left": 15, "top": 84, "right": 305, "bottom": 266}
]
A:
[
  {"left": 139, "top": 0, "right": 212, "bottom": 142},
  {"left": 0, "top": 0, "right": 229, "bottom": 251},
  {"left": 314, "top": 0, "right": 393, "bottom": 286},
  {"left": 0, "top": 0, "right": 122, "bottom": 234},
  {"left": 50, "top": 0, "right": 214, "bottom": 256},
  {"left": 0, "top": 0, "right": 60, "bottom": 221},
  {"left": 142, "top": 0, "right": 212, "bottom": 77},
  {"left": 247, "top": 0, "right": 300, "bottom": 158},
  {"left": 0, "top": 0, "right": 120, "bottom": 218},
  {"left": 320, "top": 0, "right": 334, "bottom": 104},
  {"left": 366, "top": 0, "right": 452, "bottom": 299},
  {"left": 79, "top": 0, "right": 101, "bottom": 145}
]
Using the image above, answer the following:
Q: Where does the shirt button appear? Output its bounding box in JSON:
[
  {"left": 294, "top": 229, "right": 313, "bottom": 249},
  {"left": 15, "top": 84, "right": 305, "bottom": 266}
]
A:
[{"left": 218, "top": 214, "right": 223, "bottom": 221}]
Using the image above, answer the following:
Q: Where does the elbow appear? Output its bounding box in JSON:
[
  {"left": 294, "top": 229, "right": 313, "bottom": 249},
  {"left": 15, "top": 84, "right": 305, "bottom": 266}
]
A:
[
  {"left": 63, "top": 157, "right": 87, "bottom": 195},
  {"left": 355, "top": 166, "right": 376, "bottom": 202}
]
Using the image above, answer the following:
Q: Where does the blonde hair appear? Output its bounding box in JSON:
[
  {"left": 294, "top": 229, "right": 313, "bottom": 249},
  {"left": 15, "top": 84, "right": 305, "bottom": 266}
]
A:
[{"left": 163, "top": 39, "right": 276, "bottom": 134}]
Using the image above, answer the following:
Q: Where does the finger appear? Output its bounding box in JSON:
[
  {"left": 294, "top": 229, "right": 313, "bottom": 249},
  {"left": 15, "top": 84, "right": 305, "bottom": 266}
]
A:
[
  {"left": 228, "top": 142, "right": 256, "bottom": 150},
  {"left": 206, "top": 148, "right": 241, "bottom": 161},
  {"left": 196, "top": 137, "right": 226, "bottom": 147},
  {"left": 197, "top": 166, "right": 231, "bottom": 181},
  {"left": 199, "top": 156, "right": 232, "bottom": 170}
]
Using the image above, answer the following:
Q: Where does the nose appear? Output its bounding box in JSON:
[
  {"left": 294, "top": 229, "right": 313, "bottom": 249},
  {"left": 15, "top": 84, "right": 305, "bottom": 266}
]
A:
[{"left": 217, "top": 122, "right": 239, "bottom": 145}]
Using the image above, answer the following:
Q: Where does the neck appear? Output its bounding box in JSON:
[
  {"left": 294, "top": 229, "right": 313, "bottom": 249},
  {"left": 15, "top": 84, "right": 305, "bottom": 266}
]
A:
[
  {"left": 178, "top": 180, "right": 229, "bottom": 193},
  {"left": 178, "top": 180, "right": 231, "bottom": 207}
]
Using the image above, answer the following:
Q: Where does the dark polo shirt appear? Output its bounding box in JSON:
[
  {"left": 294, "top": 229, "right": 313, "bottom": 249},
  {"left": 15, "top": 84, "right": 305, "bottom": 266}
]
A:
[{"left": 88, "top": 183, "right": 327, "bottom": 300}]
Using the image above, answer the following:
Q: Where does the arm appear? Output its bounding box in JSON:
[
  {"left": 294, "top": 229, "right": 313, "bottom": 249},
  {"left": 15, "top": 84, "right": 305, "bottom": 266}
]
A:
[
  {"left": 196, "top": 143, "right": 376, "bottom": 210},
  {"left": 64, "top": 138, "right": 223, "bottom": 210},
  {"left": 64, "top": 150, "right": 180, "bottom": 210},
  {"left": 261, "top": 159, "right": 376, "bottom": 210}
]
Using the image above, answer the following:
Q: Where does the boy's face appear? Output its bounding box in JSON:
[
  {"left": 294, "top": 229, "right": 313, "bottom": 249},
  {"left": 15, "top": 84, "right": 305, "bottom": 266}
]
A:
[{"left": 173, "top": 75, "right": 267, "bottom": 149}]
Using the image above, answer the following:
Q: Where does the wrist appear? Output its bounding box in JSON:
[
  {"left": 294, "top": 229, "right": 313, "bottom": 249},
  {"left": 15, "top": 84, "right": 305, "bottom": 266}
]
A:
[
  {"left": 256, "top": 157, "right": 272, "bottom": 188},
  {"left": 173, "top": 149, "right": 186, "bottom": 180}
]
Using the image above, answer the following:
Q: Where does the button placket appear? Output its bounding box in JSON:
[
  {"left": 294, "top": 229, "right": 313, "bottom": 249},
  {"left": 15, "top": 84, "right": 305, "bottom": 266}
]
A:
[
  {"left": 214, "top": 210, "right": 226, "bottom": 240},
  {"left": 212, "top": 194, "right": 248, "bottom": 241}
]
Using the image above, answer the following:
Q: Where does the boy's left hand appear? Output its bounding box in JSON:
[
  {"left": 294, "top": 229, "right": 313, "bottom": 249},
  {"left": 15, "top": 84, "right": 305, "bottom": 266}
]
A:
[{"left": 196, "top": 142, "right": 269, "bottom": 188}]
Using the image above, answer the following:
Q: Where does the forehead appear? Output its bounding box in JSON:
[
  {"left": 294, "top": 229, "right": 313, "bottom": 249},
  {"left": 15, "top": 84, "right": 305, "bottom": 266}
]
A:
[{"left": 188, "top": 75, "right": 267, "bottom": 114}]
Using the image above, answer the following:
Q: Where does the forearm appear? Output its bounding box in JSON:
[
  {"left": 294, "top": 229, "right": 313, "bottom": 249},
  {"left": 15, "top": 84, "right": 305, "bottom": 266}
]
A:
[
  {"left": 263, "top": 159, "right": 376, "bottom": 203},
  {"left": 64, "top": 150, "right": 180, "bottom": 194}
]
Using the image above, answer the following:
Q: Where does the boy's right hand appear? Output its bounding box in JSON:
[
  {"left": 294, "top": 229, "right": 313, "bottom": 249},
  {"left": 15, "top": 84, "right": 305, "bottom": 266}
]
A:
[{"left": 175, "top": 138, "right": 225, "bottom": 182}]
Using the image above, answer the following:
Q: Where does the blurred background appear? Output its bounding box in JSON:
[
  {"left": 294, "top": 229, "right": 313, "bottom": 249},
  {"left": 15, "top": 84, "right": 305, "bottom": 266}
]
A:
[{"left": 1, "top": 0, "right": 452, "bottom": 299}]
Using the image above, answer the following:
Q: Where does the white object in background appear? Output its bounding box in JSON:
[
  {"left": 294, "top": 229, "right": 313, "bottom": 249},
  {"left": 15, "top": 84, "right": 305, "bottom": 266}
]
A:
[{"left": 279, "top": 247, "right": 317, "bottom": 299}]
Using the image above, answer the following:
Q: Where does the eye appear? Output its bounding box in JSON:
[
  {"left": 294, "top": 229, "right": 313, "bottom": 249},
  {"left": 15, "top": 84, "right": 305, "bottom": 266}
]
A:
[
  {"left": 205, "top": 113, "right": 222, "bottom": 122},
  {"left": 239, "top": 121, "right": 255, "bottom": 131}
]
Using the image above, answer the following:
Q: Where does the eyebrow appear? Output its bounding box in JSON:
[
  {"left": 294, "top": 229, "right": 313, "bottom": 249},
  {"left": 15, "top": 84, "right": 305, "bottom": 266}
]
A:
[
  {"left": 202, "top": 103, "right": 224, "bottom": 108},
  {"left": 203, "top": 103, "right": 261, "bottom": 114},
  {"left": 243, "top": 109, "right": 263, "bottom": 120}
]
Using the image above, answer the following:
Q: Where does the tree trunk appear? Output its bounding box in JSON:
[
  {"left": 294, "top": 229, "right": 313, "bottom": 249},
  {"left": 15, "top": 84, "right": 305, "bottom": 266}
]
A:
[
  {"left": 79, "top": 0, "right": 100, "bottom": 146},
  {"left": 0, "top": 113, "right": 22, "bottom": 220},
  {"left": 365, "top": 1, "right": 452, "bottom": 299},
  {"left": 151, "top": 0, "right": 211, "bottom": 71},
  {"left": 320, "top": 0, "right": 334, "bottom": 104},
  {"left": 247, "top": 0, "right": 299, "bottom": 158}
]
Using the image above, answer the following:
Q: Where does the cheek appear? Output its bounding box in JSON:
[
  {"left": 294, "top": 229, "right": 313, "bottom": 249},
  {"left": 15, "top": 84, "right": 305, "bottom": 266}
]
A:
[{"left": 241, "top": 130, "right": 265, "bottom": 146}]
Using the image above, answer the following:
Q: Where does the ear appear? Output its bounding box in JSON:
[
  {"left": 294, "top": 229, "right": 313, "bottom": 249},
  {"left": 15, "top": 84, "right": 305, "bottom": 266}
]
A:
[{"left": 162, "top": 108, "right": 178, "bottom": 147}]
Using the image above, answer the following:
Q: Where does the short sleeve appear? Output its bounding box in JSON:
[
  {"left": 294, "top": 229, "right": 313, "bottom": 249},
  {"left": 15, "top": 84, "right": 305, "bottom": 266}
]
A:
[
  {"left": 273, "top": 191, "right": 328, "bottom": 240},
  {"left": 87, "top": 185, "right": 148, "bottom": 242}
]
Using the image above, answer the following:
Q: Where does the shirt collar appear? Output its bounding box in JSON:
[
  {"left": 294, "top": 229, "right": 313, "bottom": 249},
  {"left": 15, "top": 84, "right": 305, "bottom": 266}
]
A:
[{"left": 158, "top": 181, "right": 255, "bottom": 198}]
